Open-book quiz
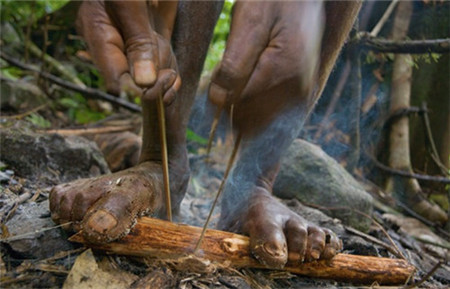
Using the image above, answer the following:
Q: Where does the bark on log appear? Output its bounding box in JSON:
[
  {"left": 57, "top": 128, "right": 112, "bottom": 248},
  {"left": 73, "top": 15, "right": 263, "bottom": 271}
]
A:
[{"left": 70, "top": 217, "right": 416, "bottom": 285}]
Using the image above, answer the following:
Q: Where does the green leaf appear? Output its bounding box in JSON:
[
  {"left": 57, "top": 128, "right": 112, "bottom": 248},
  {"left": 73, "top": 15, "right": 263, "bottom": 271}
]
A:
[
  {"left": 26, "top": 113, "right": 51, "bottom": 128},
  {"left": 186, "top": 128, "right": 208, "bottom": 145}
]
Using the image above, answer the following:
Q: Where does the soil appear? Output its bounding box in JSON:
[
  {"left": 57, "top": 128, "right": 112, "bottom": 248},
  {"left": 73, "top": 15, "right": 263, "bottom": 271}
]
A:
[{"left": 0, "top": 116, "right": 449, "bottom": 289}]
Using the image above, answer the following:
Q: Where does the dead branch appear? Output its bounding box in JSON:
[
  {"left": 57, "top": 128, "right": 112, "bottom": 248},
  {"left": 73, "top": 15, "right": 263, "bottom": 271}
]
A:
[
  {"left": 368, "top": 154, "right": 450, "bottom": 184},
  {"left": 0, "top": 52, "right": 142, "bottom": 113},
  {"left": 420, "top": 102, "right": 449, "bottom": 175},
  {"left": 70, "top": 216, "right": 416, "bottom": 285},
  {"left": 41, "top": 125, "right": 136, "bottom": 136},
  {"left": 358, "top": 34, "right": 450, "bottom": 54},
  {"left": 383, "top": 106, "right": 425, "bottom": 129}
]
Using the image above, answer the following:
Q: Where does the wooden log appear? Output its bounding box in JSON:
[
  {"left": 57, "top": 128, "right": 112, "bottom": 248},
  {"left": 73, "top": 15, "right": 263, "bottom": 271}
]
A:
[{"left": 70, "top": 217, "right": 416, "bottom": 285}]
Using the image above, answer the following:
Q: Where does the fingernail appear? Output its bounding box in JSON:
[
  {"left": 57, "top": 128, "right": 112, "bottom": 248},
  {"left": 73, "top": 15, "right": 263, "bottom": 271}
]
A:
[
  {"left": 208, "top": 82, "right": 228, "bottom": 107},
  {"left": 86, "top": 209, "right": 118, "bottom": 233},
  {"left": 133, "top": 60, "right": 156, "bottom": 86}
]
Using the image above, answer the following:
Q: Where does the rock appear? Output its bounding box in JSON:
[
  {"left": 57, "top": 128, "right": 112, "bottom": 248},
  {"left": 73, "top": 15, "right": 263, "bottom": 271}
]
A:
[
  {"left": 0, "top": 127, "right": 110, "bottom": 185},
  {"left": 0, "top": 78, "right": 48, "bottom": 112},
  {"left": 3, "top": 199, "right": 74, "bottom": 259},
  {"left": 274, "top": 139, "right": 373, "bottom": 231}
]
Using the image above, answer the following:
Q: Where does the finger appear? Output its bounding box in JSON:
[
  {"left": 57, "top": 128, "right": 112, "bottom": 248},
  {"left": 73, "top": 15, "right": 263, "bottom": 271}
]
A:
[
  {"left": 106, "top": 1, "right": 159, "bottom": 86},
  {"left": 208, "top": 2, "right": 272, "bottom": 107},
  {"left": 163, "top": 74, "right": 181, "bottom": 106},
  {"left": 142, "top": 69, "right": 177, "bottom": 102},
  {"left": 77, "top": 1, "right": 129, "bottom": 95},
  {"left": 285, "top": 219, "right": 308, "bottom": 264}
]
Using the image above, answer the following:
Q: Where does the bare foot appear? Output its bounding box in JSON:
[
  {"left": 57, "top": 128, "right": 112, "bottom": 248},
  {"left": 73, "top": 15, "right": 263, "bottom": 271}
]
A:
[
  {"left": 219, "top": 187, "right": 342, "bottom": 268},
  {"left": 50, "top": 160, "right": 189, "bottom": 243}
]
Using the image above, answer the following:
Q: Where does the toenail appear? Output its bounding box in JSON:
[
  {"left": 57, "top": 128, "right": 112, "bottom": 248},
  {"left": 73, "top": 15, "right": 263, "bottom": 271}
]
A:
[
  {"left": 310, "top": 249, "right": 320, "bottom": 259},
  {"left": 86, "top": 210, "right": 118, "bottom": 233},
  {"left": 263, "top": 242, "right": 286, "bottom": 258}
]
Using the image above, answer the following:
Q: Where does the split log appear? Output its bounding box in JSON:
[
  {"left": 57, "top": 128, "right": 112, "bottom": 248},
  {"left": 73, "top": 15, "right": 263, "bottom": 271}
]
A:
[{"left": 70, "top": 217, "right": 416, "bottom": 285}]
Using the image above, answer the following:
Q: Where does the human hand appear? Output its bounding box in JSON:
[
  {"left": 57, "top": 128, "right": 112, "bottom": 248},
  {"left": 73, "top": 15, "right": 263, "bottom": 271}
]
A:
[
  {"left": 208, "top": 1, "right": 324, "bottom": 134},
  {"left": 77, "top": 0, "right": 180, "bottom": 103}
]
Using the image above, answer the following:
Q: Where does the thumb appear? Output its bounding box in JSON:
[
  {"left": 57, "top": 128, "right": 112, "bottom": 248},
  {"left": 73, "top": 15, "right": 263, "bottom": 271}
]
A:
[{"left": 106, "top": 1, "right": 158, "bottom": 87}]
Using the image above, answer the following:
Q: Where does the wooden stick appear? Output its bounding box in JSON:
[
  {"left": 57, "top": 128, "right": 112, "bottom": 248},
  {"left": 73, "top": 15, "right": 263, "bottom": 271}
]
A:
[
  {"left": 156, "top": 94, "right": 172, "bottom": 222},
  {"left": 205, "top": 106, "right": 223, "bottom": 159},
  {"left": 70, "top": 217, "right": 416, "bottom": 285},
  {"left": 194, "top": 133, "right": 242, "bottom": 252}
]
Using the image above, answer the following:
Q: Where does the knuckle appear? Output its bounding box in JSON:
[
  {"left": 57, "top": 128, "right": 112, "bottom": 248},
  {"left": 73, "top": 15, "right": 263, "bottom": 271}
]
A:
[{"left": 214, "top": 57, "right": 246, "bottom": 87}]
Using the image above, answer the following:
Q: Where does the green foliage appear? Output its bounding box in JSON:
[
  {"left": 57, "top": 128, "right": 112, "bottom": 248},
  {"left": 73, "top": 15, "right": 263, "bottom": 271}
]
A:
[
  {"left": 58, "top": 93, "right": 106, "bottom": 125},
  {"left": 26, "top": 112, "right": 51, "bottom": 128},
  {"left": 0, "top": 0, "right": 69, "bottom": 26},
  {"left": 0, "top": 66, "right": 23, "bottom": 80},
  {"left": 411, "top": 53, "right": 441, "bottom": 69},
  {"left": 186, "top": 128, "right": 208, "bottom": 145},
  {"left": 202, "top": 0, "right": 233, "bottom": 75}
]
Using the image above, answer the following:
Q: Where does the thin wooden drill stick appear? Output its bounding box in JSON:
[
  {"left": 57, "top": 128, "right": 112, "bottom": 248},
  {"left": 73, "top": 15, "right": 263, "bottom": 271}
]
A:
[
  {"left": 205, "top": 107, "right": 223, "bottom": 159},
  {"left": 156, "top": 94, "right": 172, "bottom": 222},
  {"left": 194, "top": 133, "right": 242, "bottom": 253}
]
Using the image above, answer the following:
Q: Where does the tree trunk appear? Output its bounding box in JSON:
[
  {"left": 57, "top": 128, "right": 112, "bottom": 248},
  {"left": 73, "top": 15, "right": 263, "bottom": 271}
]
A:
[{"left": 385, "top": 2, "right": 447, "bottom": 225}]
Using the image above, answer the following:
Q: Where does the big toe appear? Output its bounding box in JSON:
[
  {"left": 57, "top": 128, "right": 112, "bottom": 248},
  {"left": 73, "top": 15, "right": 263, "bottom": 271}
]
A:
[
  {"left": 82, "top": 192, "right": 140, "bottom": 243},
  {"left": 249, "top": 223, "right": 288, "bottom": 269}
]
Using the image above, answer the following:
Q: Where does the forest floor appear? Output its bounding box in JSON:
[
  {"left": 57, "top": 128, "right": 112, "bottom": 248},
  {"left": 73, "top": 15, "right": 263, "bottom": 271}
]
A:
[{"left": 0, "top": 101, "right": 449, "bottom": 288}]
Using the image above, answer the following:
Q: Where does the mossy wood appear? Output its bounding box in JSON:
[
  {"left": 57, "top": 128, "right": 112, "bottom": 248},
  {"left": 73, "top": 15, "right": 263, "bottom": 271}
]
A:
[{"left": 70, "top": 216, "right": 415, "bottom": 285}]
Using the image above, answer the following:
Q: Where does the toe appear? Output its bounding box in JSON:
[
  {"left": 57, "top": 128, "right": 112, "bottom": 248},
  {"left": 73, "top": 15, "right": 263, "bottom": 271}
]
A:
[
  {"left": 249, "top": 222, "right": 288, "bottom": 269},
  {"left": 321, "top": 228, "right": 342, "bottom": 259},
  {"left": 82, "top": 191, "right": 137, "bottom": 243},
  {"left": 305, "top": 225, "right": 326, "bottom": 262},
  {"left": 285, "top": 218, "right": 308, "bottom": 264}
]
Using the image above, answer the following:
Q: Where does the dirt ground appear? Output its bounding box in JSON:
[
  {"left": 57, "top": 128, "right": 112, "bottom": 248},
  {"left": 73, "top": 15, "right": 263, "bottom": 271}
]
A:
[{"left": 0, "top": 119, "right": 449, "bottom": 289}]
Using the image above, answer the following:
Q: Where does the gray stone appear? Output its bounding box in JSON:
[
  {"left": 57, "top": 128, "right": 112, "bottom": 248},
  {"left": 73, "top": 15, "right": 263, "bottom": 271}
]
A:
[
  {"left": 1, "top": 78, "right": 48, "bottom": 112},
  {"left": 274, "top": 139, "right": 373, "bottom": 231},
  {"left": 3, "top": 200, "right": 74, "bottom": 259},
  {"left": 0, "top": 127, "right": 110, "bottom": 185}
]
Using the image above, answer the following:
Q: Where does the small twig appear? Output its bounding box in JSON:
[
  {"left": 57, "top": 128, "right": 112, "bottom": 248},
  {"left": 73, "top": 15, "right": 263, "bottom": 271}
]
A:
[
  {"left": 368, "top": 154, "right": 450, "bottom": 184},
  {"left": 206, "top": 106, "right": 223, "bottom": 159},
  {"left": 0, "top": 52, "right": 141, "bottom": 112},
  {"left": 345, "top": 226, "right": 404, "bottom": 258},
  {"left": 358, "top": 34, "right": 450, "bottom": 54},
  {"left": 1, "top": 222, "right": 73, "bottom": 242},
  {"left": 194, "top": 133, "right": 242, "bottom": 253},
  {"left": 156, "top": 92, "right": 172, "bottom": 222},
  {"left": 402, "top": 261, "right": 442, "bottom": 289},
  {"left": 420, "top": 102, "right": 449, "bottom": 175},
  {"left": 27, "top": 39, "right": 86, "bottom": 87},
  {"left": 370, "top": 0, "right": 399, "bottom": 37},
  {"left": 0, "top": 190, "right": 33, "bottom": 224},
  {"left": 0, "top": 102, "right": 49, "bottom": 120},
  {"left": 41, "top": 125, "right": 136, "bottom": 136}
]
